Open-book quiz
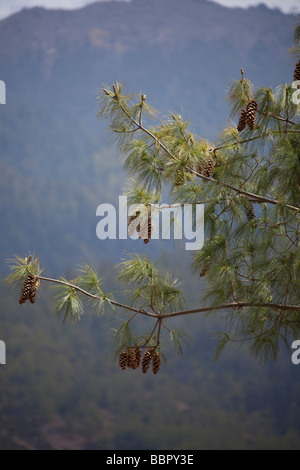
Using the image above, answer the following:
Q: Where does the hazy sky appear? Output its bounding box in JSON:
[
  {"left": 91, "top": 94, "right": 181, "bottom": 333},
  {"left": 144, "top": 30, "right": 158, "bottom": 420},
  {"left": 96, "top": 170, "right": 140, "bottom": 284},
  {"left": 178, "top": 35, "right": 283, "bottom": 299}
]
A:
[{"left": 0, "top": 0, "right": 299, "bottom": 20}]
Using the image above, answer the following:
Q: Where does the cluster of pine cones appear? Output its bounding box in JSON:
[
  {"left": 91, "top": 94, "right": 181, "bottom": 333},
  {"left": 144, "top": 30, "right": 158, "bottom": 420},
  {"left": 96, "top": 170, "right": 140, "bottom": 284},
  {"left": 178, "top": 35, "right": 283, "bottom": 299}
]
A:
[
  {"left": 119, "top": 347, "right": 161, "bottom": 374},
  {"left": 128, "top": 209, "right": 153, "bottom": 244},
  {"left": 237, "top": 100, "right": 258, "bottom": 131},
  {"left": 196, "top": 157, "right": 215, "bottom": 178},
  {"left": 19, "top": 274, "right": 39, "bottom": 304},
  {"left": 294, "top": 59, "right": 300, "bottom": 82}
]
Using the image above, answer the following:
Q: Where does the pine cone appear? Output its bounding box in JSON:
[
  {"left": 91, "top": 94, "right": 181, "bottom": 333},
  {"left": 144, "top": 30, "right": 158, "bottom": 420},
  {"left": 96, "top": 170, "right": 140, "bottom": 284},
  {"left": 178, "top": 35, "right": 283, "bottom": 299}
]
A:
[
  {"left": 244, "top": 203, "right": 255, "bottom": 221},
  {"left": 128, "top": 347, "right": 142, "bottom": 369},
  {"left": 202, "top": 158, "right": 215, "bottom": 178},
  {"left": 293, "top": 59, "right": 300, "bottom": 82},
  {"left": 241, "top": 197, "right": 256, "bottom": 221},
  {"left": 29, "top": 279, "right": 40, "bottom": 304},
  {"left": 237, "top": 109, "right": 247, "bottom": 132},
  {"left": 119, "top": 350, "right": 129, "bottom": 370},
  {"left": 174, "top": 169, "right": 185, "bottom": 186},
  {"left": 133, "top": 347, "right": 142, "bottom": 369},
  {"left": 245, "top": 100, "right": 258, "bottom": 130},
  {"left": 200, "top": 263, "right": 209, "bottom": 277},
  {"left": 142, "top": 217, "right": 153, "bottom": 244},
  {"left": 196, "top": 158, "right": 215, "bottom": 178},
  {"left": 19, "top": 274, "right": 36, "bottom": 305},
  {"left": 141, "top": 348, "right": 153, "bottom": 374},
  {"left": 152, "top": 351, "right": 161, "bottom": 375}
]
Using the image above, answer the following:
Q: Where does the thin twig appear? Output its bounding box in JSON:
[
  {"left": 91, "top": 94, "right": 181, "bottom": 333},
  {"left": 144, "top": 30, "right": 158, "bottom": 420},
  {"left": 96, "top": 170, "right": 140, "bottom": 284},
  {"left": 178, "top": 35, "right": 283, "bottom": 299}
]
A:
[
  {"left": 163, "top": 302, "right": 300, "bottom": 319},
  {"left": 37, "top": 274, "right": 158, "bottom": 318}
]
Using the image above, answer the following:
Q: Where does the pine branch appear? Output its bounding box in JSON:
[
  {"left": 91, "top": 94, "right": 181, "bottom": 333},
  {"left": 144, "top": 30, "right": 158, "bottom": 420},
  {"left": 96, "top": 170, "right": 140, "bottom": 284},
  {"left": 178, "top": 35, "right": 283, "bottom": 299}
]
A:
[
  {"left": 100, "top": 86, "right": 300, "bottom": 213},
  {"left": 37, "top": 274, "right": 158, "bottom": 318},
  {"left": 163, "top": 302, "right": 300, "bottom": 319},
  {"left": 36, "top": 274, "right": 300, "bottom": 318},
  {"left": 256, "top": 109, "right": 299, "bottom": 127}
]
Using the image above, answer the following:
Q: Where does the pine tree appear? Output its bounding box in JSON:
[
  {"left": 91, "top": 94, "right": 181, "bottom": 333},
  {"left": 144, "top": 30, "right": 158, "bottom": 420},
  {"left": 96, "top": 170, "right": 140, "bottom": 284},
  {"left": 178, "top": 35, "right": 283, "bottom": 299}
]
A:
[{"left": 6, "top": 24, "right": 300, "bottom": 367}]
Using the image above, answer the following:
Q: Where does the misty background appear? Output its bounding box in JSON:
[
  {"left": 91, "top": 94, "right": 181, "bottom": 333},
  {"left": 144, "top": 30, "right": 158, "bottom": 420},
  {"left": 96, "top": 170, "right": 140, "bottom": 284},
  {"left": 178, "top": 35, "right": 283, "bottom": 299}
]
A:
[{"left": 0, "top": 0, "right": 300, "bottom": 450}]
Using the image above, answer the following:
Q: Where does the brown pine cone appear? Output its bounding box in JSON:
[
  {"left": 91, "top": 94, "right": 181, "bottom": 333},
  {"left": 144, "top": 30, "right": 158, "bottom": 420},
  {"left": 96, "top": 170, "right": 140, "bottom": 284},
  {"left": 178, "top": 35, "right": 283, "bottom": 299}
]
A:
[
  {"left": 152, "top": 351, "right": 161, "bottom": 375},
  {"left": 237, "top": 109, "right": 247, "bottom": 132},
  {"left": 127, "top": 347, "right": 142, "bottom": 369},
  {"left": 174, "top": 169, "right": 185, "bottom": 186},
  {"left": 201, "top": 158, "right": 215, "bottom": 178},
  {"left": 133, "top": 347, "right": 142, "bottom": 369},
  {"left": 245, "top": 100, "right": 258, "bottom": 130},
  {"left": 29, "top": 278, "right": 40, "bottom": 304},
  {"left": 142, "top": 218, "right": 153, "bottom": 244},
  {"left": 200, "top": 263, "right": 209, "bottom": 277},
  {"left": 196, "top": 158, "right": 215, "bottom": 178},
  {"left": 119, "top": 350, "right": 129, "bottom": 370},
  {"left": 240, "top": 197, "right": 256, "bottom": 221},
  {"left": 141, "top": 348, "right": 153, "bottom": 374},
  {"left": 293, "top": 59, "right": 300, "bottom": 82},
  {"left": 19, "top": 274, "right": 36, "bottom": 305},
  {"left": 244, "top": 203, "right": 255, "bottom": 221}
]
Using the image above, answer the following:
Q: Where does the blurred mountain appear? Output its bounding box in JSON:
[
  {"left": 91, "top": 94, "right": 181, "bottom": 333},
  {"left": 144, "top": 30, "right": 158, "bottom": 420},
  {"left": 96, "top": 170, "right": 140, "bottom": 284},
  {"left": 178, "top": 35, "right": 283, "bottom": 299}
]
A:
[
  {"left": 1, "top": 0, "right": 300, "bottom": 451},
  {"left": 0, "top": 0, "right": 297, "bottom": 273}
]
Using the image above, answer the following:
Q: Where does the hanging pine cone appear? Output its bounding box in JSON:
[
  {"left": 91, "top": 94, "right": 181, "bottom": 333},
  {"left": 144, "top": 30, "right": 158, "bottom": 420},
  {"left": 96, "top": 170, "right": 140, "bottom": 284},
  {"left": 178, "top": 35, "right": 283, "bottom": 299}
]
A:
[
  {"left": 133, "top": 347, "right": 142, "bottom": 369},
  {"left": 196, "top": 157, "right": 215, "bottom": 178},
  {"left": 174, "top": 169, "right": 185, "bottom": 186},
  {"left": 200, "top": 263, "right": 209, "bottom": 277},
  {"left": 237, "top": 109, "right": 247, "bottom": 132},
  {"left": 241, "top": 197, "right": 256, "bottom": 221},
  {"left": 202, "top": 158, "right": 215, "bottom": 178},
  {"left": 152, "top": 351, "right": 161, "bottom": 375},
  {"left": 293, "top": 59, "right": 300, "bottom": 82},
  {"left": 244, "top": 203, "right": 255, "bottom": 221},
  {"left": 245, "top": 100, "right": 258, "bottom": 130},
  {"left": 29, "top": 278, "right": 40, "bottom": 304},
  {"left": 142, "top": 217, "right": 153, "bottom": 244},
  {"left": 119, "top": 350, "right": 129, "bottom": 370},
  {"left": 127, "top": 347, "right": 142, "bottom": 369},
  {"left": 141, "top": 348, "right": 153, "bottom": 374},
  {"left": 19, "top": 274, "right": 36, "bottom": 305}
]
